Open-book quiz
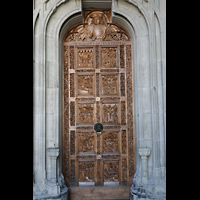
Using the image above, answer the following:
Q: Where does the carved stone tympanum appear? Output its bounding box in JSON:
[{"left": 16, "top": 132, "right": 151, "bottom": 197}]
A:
[{"left": 63, "top": 9, "right": 135, "bottom": 187}]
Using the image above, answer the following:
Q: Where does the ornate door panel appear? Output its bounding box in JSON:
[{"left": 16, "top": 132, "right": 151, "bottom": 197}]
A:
[{"left": 63, "top": 10, "right": 135, "bottom": 188}]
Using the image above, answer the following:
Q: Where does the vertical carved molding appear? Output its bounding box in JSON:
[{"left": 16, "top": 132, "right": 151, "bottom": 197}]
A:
[
  {"left": 70, "top": 131, "right": 75, "bottom": 155},
  {"left": 122, "top": 158, "right": 127, "bottom": 185},
  {"left": 70, "top": 102, "right": 75, "bottom": 126},
  {"left": 96, "top": 73, "right": 100, "bottom": 97},
  {"left": 63, "top": 45, "right": 69, "bottom": 184},
  {"left": 70, "top": 160, "right": 76, "bottom": 185},
  {"left": 126, "top": 45, "right": 135, "bottom": 180},
  {"left": 122, "top": 130, "right": 127, "bottom": 154},
  {"left": 120, "top": 73, "right": 125, "bottom": 96},
  {"left": 96, "top": 159, "right": 101, "bottom": 186},
  {"left": 120, "top": 45, "right": 125, "bottom": 68},
  {"left": 70, "top": 73, "right": 75, "bottom": 97},
  {"left": 97, "top": 134, "right": 101, "bottom": 154},
  {"left": 96, "top": 133, "right": 101, "bottom": 185},
  {"left": 121, "top": 101, "right": 126, "bottom": 125},
  {"left": 70, "top": 46, "right": 74, "bottom": 69},
  {"left": 64, "top": 46, "right": 69, "bottom": 109},
  {"left": 96, "top": 101, "right": 100, "bottom": 122},
  {"left": 96, "top": 45, "right": 99, "bottom": 69}
]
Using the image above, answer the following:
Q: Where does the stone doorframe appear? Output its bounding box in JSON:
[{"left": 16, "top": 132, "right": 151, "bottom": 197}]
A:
[{"left": 33, "top": 0, "right": 166, "bottom": 199}]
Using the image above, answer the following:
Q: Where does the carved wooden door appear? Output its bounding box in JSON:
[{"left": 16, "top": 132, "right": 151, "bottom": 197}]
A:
[{"left": 63, "top": 10, "right": 135, "bottom": 188}]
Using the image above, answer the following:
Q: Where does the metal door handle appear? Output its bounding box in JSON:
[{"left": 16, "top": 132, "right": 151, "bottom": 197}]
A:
[{"left": 94, "top": 123, "right": 103, "bottom": 135}]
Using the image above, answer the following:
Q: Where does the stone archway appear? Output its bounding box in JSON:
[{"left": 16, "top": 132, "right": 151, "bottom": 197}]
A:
[{"left": 33, "top": 1, "right": 166, "bottom": 200}]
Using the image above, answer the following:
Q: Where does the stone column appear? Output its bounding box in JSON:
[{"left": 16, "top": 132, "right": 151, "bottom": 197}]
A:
[
  {"left": 47, "top": 147, "right": 60, "bottom": 195},
  {"left": 139, "top": 148, "right": 151, "bottom": 185}
]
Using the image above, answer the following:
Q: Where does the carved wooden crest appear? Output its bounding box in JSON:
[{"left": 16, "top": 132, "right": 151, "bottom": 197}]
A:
[{"left": 65, "top": 10, "right": 130, "bottom": 42}]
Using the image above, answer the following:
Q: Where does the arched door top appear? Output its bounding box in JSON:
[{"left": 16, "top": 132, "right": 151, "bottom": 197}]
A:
[{"left": 64, "top": 9, "right": 131, "bottom": 42}]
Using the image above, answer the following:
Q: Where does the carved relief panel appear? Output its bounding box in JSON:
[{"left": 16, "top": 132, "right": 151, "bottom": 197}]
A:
[
  {"left": 63, "top": 9, "right": 135, "bottom": 188},
  {"left": 77, "top": 47, "right": 94, "bottom": 68},
  {"left": 104, "top": 161, "right": 119, "bottom": 182},
  {"left": 78, "top": 132, "right": 95, "bottom": 153},
  {"left": 77, "top": 103, "right": 94, "bottom": 124},
  {"left": 102, "top": 104, "right": 119, "bottom": 124},
  {"left": 77, "top": 74, "right": 94, "bottom": 96},
  {"left": 79, "top": 161, "right": 95, "bottom": 182},
  {"left": 101, "top": 47, "right": 117, "bottom": 68},
  {"left": 101, "top": 74, "right": 119, "bottom": 95},
  {"left": 103, "top": 132, "right": 119, "bottom": 152}
]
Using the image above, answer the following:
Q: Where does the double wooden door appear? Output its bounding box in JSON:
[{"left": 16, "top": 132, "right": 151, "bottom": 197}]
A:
[{"left": 63, "top": 40, "right": 135, "bottom": 188}]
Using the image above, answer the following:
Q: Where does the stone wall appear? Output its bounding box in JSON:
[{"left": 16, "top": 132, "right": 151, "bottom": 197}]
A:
[{"left": 33, "top": 0, "right": 166, "bottom": 199}]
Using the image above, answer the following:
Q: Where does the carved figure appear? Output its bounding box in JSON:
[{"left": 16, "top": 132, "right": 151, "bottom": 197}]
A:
[
  {"left": 103, "top": 104, "right": 118, "bottom": 123},
  {"left": 79, "top": 12, "right": 107, "bottom": 41},
  {"left": 92, "top": 13, "right": 106, "bottom": 40},
  {"left": 65, "top": 11, "right": 130, "bottom": 42},
  {"left": 102, "top": 48, "right": 117, "bottom": 68},
  {"left": 78, "top": 75, "right": 93, "bottom": 96},
  {"left": 78, "top": 104, "right": 94, "bottom": 123},
  {"left": 79, "top": 18, "right": 94, "bottom": 40},
  {"left": 102, "top": 75, "right": 118, "bottom": 95}
]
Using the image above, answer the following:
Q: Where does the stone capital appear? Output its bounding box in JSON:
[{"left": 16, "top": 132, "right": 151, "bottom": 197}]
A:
[
  {"left": 47, "top": 147, "right": 59, "bottom": 158},
  {"left": 138, "top": 148, "right": 151, "bottom": 158}
]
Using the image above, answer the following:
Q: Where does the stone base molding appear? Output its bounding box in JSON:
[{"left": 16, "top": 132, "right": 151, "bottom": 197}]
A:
[
  {"left": 33, "top": 187, "right": 68, "bottom": 200},
  {"left": 33, "top": 148, "right": 68, "bottom": 200}
]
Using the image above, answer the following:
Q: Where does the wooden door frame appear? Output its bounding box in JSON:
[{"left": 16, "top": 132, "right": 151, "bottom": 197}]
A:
[{"left": 61, "top": 9, "right": 136, "bottom": 188}]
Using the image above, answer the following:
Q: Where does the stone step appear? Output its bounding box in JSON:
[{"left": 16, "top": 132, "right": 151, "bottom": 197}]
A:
[{"left": 69, "top": 186, "right": 130, "bottom": 200}]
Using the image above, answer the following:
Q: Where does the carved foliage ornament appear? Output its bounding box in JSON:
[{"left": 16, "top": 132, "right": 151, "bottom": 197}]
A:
[{"left": 65, "top": 10, "right": 130, "bottom": 42}]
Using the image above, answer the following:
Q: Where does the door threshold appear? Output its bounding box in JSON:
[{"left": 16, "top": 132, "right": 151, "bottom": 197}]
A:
[{"left": 69, "top": 186, "right": 130, "bottom": 200}]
